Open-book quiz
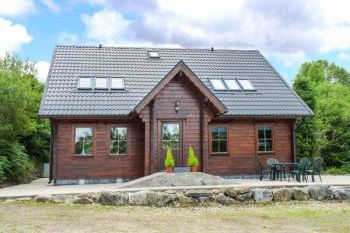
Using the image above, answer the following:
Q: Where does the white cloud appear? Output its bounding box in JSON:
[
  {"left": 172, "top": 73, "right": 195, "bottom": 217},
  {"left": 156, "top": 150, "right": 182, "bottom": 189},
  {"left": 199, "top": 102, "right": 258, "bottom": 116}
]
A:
[
  {"left": 58, "top": 32, "right": 79, "bottom": 44},
  {"left": 0, "top": 0, "right": 36, "bottom": 17},
  {"left": 41, "top": 0, "right": 60, "bottom": 13},
  {"left": 81, "top": 0, "right": 350, "bottom": 67},
  {"left": 338, "top": 52, "right": 350, "bottom": 61},
  {"left": 81, "top": 9, "right": 131, "bottom": 45},
  {"left": 0, "top": 18, "right": 32, "bottom": 57},
  {"left": 35, "top": 61, "right": 50, "bottom": 82}
]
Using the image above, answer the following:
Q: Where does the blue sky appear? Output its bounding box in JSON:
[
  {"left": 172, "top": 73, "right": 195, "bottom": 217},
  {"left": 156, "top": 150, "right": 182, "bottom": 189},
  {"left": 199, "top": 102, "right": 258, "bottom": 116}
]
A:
[{"left": 1, "top": 0, "right": 350, "bottom": 83}]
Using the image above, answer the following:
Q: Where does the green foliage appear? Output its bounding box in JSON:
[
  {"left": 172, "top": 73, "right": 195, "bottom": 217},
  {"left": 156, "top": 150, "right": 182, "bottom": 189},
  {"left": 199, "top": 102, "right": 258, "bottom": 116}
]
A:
[
  {"left": 293, "top": 60, "right": 350, "bottom": 171},
  {"left": 0, "top": 54, "right": 50, "bottom": 184},
  {"left": 325, "top": 163, "right": 350, "bottom": 175},
  {"left": 187, "top": 146, "right": 199, "bottom": 167},
  {"left": 164, "top": 147, "right": 175, "bottom": 168}
]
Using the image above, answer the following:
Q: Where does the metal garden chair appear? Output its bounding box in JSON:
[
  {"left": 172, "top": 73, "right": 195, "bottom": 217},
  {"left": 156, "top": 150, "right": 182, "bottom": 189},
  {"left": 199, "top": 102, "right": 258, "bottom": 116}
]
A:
[{"left": 305, "top": 157, "right": 324, "bottom": 182}]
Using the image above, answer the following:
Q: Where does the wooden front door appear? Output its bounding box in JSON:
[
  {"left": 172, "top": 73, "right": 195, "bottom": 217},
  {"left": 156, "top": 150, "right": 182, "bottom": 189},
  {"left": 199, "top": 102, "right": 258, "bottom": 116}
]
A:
[{"left": 159, "top": 121, "right": 183, "bottom": 170}]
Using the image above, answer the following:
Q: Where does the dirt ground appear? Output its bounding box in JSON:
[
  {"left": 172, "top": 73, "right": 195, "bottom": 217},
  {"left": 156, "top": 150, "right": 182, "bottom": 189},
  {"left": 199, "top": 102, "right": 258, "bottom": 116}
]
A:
[{"left": 0, "top": 201, "right": 349, "bottom": 233}]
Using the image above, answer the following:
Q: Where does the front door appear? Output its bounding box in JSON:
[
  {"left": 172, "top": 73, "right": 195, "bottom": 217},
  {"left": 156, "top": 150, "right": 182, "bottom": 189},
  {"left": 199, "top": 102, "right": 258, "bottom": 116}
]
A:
[{"left": 159, "top": 121, "right": 183, "bottom": 170}]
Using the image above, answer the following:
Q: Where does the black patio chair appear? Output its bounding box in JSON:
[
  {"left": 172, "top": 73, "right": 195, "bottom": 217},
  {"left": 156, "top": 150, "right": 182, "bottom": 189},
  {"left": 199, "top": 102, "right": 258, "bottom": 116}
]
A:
[
  {"left": 299, "top": 157, "right": 311, "bottom": 182},
  {"left": 289, "top": 163, "right": 301, "bottom": 182},
  {"left": 267, "top": 158, "right": 280, "bottom": 180},
  {"left": 258, "top": 156, "right": 271, "bottom": 181},
  {"left": 305, "top": 157, "right": 324, "bottom": 182}
]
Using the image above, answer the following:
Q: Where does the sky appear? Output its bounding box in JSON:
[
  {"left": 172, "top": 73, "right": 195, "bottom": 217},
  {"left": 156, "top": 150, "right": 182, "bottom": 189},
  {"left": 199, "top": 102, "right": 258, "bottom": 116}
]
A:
[{"left": 1, "top": 0, "right": 350, "bottom": 83}]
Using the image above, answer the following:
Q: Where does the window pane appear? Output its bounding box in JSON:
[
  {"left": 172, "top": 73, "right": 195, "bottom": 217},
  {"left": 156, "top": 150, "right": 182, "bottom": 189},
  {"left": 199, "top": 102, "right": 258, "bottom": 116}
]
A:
[
  {"left": 75, "top": 127, "right": 93, "bottom": 155},
  {"left": 210, "top": 79, "right": 226, "bottom": 90},
  {"left": 95, "top": 78, "right": 108, "bottom": 89},
  {"left": 219, "top": 127, "right": 227, "bottom": 140},
  {"left": 258, "top": 127, "right": 264, "bottom": 139},
  {"left": 118, "top": 128, "right": 127, "bottom": 140},
  {"left": 265, "top": 139, "right": 273, "bottom": 151},
  {"left": 211, "top": 127, "right": 219, "bottom": 139},
  {"left": 119, "top": 140, "right": 127, "bottom": 154},
  {"left": 110, "top": 140, "right": 118, "bottom": 154},
  {"left": 110, "top": 128, "right": 118, "bottom": 140},
  {"left": 148, "top": 51, "right": 160, "bottom": 58},
  {"left": 265, "top": 127, "right": 272, "bottom": 139},
  {"left": 212, "top": 140, "right": 219, "bottom": 153},
  {"left": 162, "top": 123, "right": 179, "bottom": 149},
  {"left": 78, "top": 78, "right": 91, "bottom": 89},
  {"left": 224, "top": 79, "right": 241, "bottom": 90},
  {"left": 238, "top": 79, "right": 255, "bottom": 90},
  {"left": 110, "top": 78, "right": 125, "bottom": 89},
  {"left": 220, "top": 140, "right": 227, "bottom": 152},
  {"left": 258, "top": 139, "right": 265, "bottom": 152}
]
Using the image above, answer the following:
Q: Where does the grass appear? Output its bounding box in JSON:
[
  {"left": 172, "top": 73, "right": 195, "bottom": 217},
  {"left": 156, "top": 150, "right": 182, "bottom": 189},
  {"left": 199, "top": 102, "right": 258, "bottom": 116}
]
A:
[{"left": 0, "top": 201, "right": 350, "bottom": 233}]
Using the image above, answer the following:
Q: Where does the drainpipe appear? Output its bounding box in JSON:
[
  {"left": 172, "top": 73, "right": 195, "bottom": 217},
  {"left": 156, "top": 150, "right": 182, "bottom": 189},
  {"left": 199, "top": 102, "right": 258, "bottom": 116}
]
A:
[{"left": 292, "top": 120, "right": 297, "bottom": 163}]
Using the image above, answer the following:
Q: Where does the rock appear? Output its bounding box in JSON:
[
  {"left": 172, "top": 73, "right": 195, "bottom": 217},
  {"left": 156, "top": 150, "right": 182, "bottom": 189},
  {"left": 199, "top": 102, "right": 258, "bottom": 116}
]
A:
[
  {"left": 176, "top": 194, "right": 193, "bottom": 204},
  {"left": 235, "top": 192, "right": 252, "bottom": 202},
  {"left": 252, "top": 188, "right": 273, "bottom": 203},
  {"left": 224, "top": 187, "right": 250, "bottom": 199},
  {"left": 128, "top": 191, "right": 173, "bottom": 206},
  {"left": 330, "top": 186, "right": 350, "bottom": 200},
  {"left": 308, "top": 185, "right": 333, "bottom": 201},
  {"left": 291, "top": 188, "right": 309, "bottom": 201},
  {"left": 198, "top": 196, "right": 211, "bottom": 203},
  {"left": 216, "top": 193, "right": 235, "bottom": 205},
  {"left": 273, "top": 188, "right": 293, "bottom": 202},
  {"left": 73, "top": 196, "right": 94, "bottom": 205},
  {"left": 34, "top": 195, "right": 52, "bottom": 203},
  {"left": 185, "top": 189, "right": 213, "bottom": 198},
  {"left": 98, "top": 192, "right": 128, "bottom": 205},
  {"left": 51, "top": 195, "right": 77, "bottom": 203}
]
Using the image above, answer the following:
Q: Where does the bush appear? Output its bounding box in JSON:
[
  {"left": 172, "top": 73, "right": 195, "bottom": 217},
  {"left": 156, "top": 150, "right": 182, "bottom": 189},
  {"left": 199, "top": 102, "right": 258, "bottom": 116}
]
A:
[
  {"left": 187, "top": 146, "right": 199, "bottom": 167},
  {"left": 164, "top": 147, "right": 175, "bottom": 168},
  {"left": 325, "top": 163, "right": 350, "bottom": 175}
]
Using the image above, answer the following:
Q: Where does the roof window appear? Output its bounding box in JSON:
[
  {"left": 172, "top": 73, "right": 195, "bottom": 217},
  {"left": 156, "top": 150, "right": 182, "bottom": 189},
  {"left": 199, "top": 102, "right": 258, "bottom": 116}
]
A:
[
  {"left": 238, "top": 79, "right": 255, "bottom": 90},
  {"left": 95, "top": 77, "right": 108, "bottom": 89},
  {"left": 148, "top": 51, "right": 160, "bottom": 58},
  {"left": 78, "top": 77, "right": 92, "bottom": 89},
  {"left": 210, "top": 79, "right": 226, "bottom": 90},
  {"left": 110, "top": 78, "right": 125, "bottom": 89},
  {"left": 224, "top": 79, "right": 241, "bottom": 90}
]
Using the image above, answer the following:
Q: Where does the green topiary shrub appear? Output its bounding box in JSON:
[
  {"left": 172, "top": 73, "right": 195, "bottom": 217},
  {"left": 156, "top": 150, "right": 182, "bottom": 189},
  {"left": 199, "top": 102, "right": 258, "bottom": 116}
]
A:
[
  {"left": 164, "top": 147, "right": 175, "bottom": 168},
  {"left": 187, "top": 146, "right": 199, "bottom": 167}
]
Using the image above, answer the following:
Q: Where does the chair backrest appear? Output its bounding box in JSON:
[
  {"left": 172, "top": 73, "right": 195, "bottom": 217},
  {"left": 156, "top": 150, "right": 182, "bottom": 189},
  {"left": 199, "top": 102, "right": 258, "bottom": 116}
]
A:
[
  {"left": 267, "top": 158, "right": 279, "bottom": 168},
  {"left": 299, "top": 157, "right": 311, "bottom": 170},
  {"left": 312, "top": 157, "right": 324, "bottom": 171}
]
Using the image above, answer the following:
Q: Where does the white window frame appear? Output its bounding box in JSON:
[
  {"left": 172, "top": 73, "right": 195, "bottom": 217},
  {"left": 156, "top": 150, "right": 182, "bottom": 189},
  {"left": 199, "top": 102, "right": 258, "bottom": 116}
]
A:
[
  {"left": 78, "top": 77, "right": 92, "bottom": 89},
  {"left": 148, "top": 51, "right": 160, "bottom": 58},
  {"left": 110, "top": 78, "right": 125, "bottom": 90},
  {"left": 95, "top": 77, "right": 108, "bottom": 89},
  {"left": 209, "top": 79, "right": 227, "bottom": 90},
  {"left": 238, "top": 79, "right": 255, "bottom": 90}
]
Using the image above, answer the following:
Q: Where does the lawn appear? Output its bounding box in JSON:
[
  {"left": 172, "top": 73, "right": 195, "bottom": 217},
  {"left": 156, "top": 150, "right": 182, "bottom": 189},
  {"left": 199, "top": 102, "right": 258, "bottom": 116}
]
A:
[{"left": 0, "top": 201, "right": 349, "bottom": 233}]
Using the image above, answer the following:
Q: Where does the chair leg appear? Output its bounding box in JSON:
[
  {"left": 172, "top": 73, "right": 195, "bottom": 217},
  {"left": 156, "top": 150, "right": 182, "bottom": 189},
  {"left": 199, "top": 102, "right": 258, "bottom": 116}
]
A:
[
  {"left": 312, "top": 173, "right": 315, "bottom": 182},
  {"left": 319, "top": 172, "right": 322, "bottom": 182},
  {"left": 260, "top": 171, "right": 263, "bottom": 181}
]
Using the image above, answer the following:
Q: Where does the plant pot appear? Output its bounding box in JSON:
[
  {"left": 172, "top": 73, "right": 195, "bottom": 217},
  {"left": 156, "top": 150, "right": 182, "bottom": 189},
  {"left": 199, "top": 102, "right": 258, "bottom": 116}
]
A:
[
  {"left": 190, "top": 166, "right": 197, "bottom": 172},
  {"left": 166, "top": 167, "right": 173, "bottom": 173}
]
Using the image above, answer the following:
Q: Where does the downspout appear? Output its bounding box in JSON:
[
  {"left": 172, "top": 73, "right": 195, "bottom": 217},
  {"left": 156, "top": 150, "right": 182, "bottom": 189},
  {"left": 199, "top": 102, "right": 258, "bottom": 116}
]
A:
[
  {"left": 199, "top": 100, "right": 204, "bottom": 172},
  {"left": 292, "top": 119, "right": 297, "bottom": 163},
  {"left": 48, "top": 119, "right": 54, "bottom": 183},
  {"left": 150, "top": 100, "right": 155, "bottom": 174}
]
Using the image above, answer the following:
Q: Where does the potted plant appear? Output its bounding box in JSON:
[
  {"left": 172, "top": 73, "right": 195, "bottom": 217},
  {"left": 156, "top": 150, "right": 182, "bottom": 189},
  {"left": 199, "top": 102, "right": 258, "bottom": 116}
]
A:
[
  {"left": 164, "top": 147, "right": 175, "bottom": 173},
  {"left": 187, "top": 146, "right": 199, "bottom": 172}
]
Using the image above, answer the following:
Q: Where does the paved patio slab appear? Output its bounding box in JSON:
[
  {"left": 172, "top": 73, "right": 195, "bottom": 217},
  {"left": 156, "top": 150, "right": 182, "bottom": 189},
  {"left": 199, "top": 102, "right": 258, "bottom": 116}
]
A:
[{"left": 0, "top": 174, "right": 349, "bottom": 199}]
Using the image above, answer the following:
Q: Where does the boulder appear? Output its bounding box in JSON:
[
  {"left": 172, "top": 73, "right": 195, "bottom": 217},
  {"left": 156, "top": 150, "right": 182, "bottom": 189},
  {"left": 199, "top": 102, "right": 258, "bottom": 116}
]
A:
[
  {"left": 224, "top": 187, "right": 250, "bottom": 199},
  {"left": 330, "top": 186, "right": 350, "bottom": 200},
  {"left": 273, "top": 188, "right": 293, "bottom": 202},
  {"left": 34, "top": 195, "right": 52, "bottom": 203},
  {"left": 51, "top": 195, "right": 77, "bottom": 203},
  {"left": 176, "top": 194, "right": 193, "bottom": 204},
  {"left": 128, "top": 191, "right": 174, "bottom": 206},
  {"left": 98, "top": 192, "right": 129, "bottom": 205},
  {"left": 252, "top": 188, "right": 273, "bottom": 203},
  {"left": 308, "top": 185, "right": 333, "bottom": 201},
  {"left": 185, "top": 189, "right": 213, "bottom": 198},
  {"left": 291, "top": 188, "right": 309, "bottom": 201},
  {"left": 73, "top": 196, "right": 94, "bottom": 205},
  {"left": 216, "top": 193, "right": 235, "bottom": 205}
]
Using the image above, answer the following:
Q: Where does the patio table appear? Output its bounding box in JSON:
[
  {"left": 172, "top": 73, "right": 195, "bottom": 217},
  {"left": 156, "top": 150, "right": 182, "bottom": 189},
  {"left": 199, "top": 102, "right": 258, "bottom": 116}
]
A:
[{"left": 280, "top": 162, "right": 300, "bottom": 182}]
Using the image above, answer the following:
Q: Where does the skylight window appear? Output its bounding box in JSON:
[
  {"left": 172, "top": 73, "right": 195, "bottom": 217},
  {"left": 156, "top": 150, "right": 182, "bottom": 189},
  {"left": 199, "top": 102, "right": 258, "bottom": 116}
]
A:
[
  {"left": 148, "top": 51, "right": 160, "bottom": 58},
  {"left": 238, "top": 80, "right": 255, "bottom": 90},
  {"left": 110, "top": 78, "right": 125, "bottom": 89},
  {"left": 95, "top": 77, "right": 108, "bottom": 89},
  {"left": 210, "top": 79, "right": 226, "bottom": 90},
  {"left": 78, "top": 77, "right": 92, "bottom": 89},
  {"left": 224, "top": 79, "right": 241, "bottom": 90}
]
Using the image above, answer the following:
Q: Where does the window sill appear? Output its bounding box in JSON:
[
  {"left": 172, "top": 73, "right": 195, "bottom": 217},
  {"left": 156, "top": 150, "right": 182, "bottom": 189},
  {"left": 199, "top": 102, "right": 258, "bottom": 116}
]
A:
[
  {"left": 258, "top": 151, "right": 275, "bottom": 155},
  {"left": 73, "top": 155, "right": 94, "bottom": 158},
  {"left": 106, "top": 154, "right": 128, "bottom": 158},
  {"left": 210, "top": 152, "right": 229, "bottom": 156}
]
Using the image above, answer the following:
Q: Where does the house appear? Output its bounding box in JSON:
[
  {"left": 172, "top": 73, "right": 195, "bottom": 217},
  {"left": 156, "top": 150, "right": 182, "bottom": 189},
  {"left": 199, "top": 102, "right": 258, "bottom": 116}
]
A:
[{"left": 39, "top": 45, "right": 313, "bottom": 185}]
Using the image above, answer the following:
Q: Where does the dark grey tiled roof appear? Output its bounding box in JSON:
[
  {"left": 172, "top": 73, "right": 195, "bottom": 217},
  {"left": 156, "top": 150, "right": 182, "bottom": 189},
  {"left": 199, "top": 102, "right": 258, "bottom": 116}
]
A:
[{"left": 39, "top": 45, "right": 313, "bottom": 117}]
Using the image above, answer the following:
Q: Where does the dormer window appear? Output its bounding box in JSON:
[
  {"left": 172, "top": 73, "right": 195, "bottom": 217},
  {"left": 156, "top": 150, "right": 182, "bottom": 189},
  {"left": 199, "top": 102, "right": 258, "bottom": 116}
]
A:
[
  {"left": 224, "top": 79, "right": 240, "bottom": 90},
  {"left": 148, "top": 51, "right": 160, "bottom": 58},
  {"left": 110, "top": 78, "right": 125, "bottom": 89},
  {"left": 78, "top": 77, "right": 92, "bottom": 89},
  {"left": 95, "top": 77, "right": 108, "bottom": 89}
]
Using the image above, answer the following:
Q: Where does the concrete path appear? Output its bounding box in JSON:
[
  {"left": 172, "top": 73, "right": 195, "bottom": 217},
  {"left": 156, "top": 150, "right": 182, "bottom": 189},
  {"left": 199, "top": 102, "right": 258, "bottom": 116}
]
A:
[{"left": 1, "top": 174, "right": 350, "bottom": 199}]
